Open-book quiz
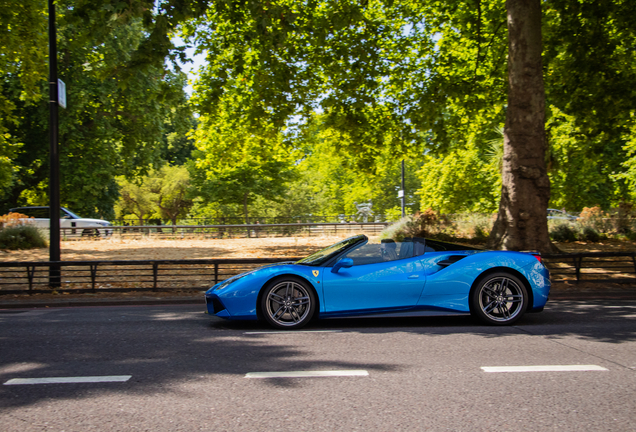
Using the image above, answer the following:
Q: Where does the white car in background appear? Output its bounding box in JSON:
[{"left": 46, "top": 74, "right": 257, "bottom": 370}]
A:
[
  {"left": 547, "top": 208, "right": 579, "bottom": 221},
  {"left": 9, "top": 206, "right": 113, "bottom": 237}
]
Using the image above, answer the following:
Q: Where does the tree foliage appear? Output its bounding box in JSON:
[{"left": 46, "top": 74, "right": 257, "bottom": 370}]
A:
[
  {"left": 4, "top": 0, "right": 636, "bottom": 237},
  {"left": 189, "top": 99, "right": 298, "bottom": 223},
  {"left": 1, "top": 0, "right": 200, "bottom": 217},
  {"left": 116, "top": 165, "right": 194, "bottom": 225}
]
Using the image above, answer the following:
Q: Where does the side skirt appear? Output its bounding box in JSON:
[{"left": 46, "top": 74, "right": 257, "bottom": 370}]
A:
[{"left": 320, "top": 307, "right": 468, "bottom": 320}]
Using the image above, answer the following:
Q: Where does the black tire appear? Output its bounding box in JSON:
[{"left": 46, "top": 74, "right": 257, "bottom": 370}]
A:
[
  {"left": 260, "top": 277, "right": 316, "bottom": 330},
  {"left": 470, "top": 272, "right": 528, "bottom": 325},
  {"left": 81, "top": 228, "right": 100, "bottom": 238}
]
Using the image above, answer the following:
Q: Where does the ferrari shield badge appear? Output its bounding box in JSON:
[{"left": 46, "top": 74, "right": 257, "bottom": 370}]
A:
[{"left": 312, "top": 270, "right": 319, "bottom": 277}]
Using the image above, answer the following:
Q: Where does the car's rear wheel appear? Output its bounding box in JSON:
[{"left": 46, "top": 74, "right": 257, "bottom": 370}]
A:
[
  {"left": 471, "top": 272, "right": 528, "bottom": 325},
  {"left": 261, "top": 278, "right": 316, "bottom": 330},
  {"left": 81, "top": 228, "right": 100, "bottom": 238}
]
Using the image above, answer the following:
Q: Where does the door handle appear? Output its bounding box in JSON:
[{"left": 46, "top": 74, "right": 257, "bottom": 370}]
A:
[{"left": 408, "top": 275, "right": 419, "bottom": 279}]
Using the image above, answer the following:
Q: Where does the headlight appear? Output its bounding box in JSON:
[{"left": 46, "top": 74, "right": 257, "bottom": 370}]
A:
[{"left": 215, "top": 270, "right": 255, "bottom": 290}]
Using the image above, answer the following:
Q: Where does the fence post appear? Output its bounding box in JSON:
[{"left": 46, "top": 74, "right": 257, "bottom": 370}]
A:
[
  {"left": 89, "top": 264, "right": 98, "bottom": 291},
  {"left": 214, "top": 263, "right": 219, "bottom": 285},
  {"left": 26, "top": 265, "right": 36, "bottom": 293},
  {"left": 152, "top": 263, "right": 159, "bottom": 291},
  {"left": 574, "top": 256, "right": 582, "bottom": 282}
]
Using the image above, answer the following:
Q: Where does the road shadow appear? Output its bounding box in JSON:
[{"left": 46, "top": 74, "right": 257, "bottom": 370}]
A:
[
  {"left": 216, "top": 299, "right": 636, "bottom": 344},
  {"left": 1, "top": 299, "right": 634, "bottom": 410},
  {"left": 0, "top": 305, "right": 399, "bottom": 409}
]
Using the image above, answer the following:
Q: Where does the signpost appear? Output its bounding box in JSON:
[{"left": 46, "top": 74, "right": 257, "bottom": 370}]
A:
[
  {"left": 49, "top": 0, "right": 61, "bottom": 286},
  {"left": 400, "top": 160, "right": 405, "bottom": 217},
  {"left": 57, "top": 79, "right": 66, "bottom": 109}
]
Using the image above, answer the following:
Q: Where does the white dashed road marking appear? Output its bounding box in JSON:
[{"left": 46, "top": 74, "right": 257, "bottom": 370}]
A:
[
  {"left": 245, "top": 370, "right": 369, "bottom": 378},
  {"left": 481, "top": 365, "right": 608, "bottom": 373},
  {"left": 4, "top": 376, "right": 132, "bottom": 385}
]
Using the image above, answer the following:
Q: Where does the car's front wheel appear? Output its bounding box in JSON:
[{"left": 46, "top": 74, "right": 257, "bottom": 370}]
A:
[
  {"left": 261, "top": 277, "right": 316, "bottom": 330},
  {"left": 471, "top": 272, "right": 528, "bottom": 325}
]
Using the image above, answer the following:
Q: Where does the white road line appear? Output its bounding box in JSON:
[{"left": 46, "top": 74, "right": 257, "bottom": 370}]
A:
[
  {"left": 481, "top": 365, "right": 608, "bottom": 373},
  {"left": 4, "top": 375, "right": 132, "bottom": 385},
  {"left": 245, "top": 370, "right": 369, "bottom": 379},
  {"left": 244, "top": 330, "right": 342, "bottom": 335}
]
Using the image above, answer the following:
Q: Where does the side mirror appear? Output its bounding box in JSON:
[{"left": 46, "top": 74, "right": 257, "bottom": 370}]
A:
[{"left": 331, "top": 258, "right": 353, "bottom": 273}]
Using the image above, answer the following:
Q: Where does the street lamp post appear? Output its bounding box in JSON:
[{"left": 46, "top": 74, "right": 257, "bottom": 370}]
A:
[{"left": 48, "top": 0, "right": 61, "bottom": 286}]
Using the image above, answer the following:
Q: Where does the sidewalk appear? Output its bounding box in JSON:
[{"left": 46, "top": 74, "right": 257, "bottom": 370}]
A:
[{"left": 0, "top": 291, "right": 204, "bottom": 309}]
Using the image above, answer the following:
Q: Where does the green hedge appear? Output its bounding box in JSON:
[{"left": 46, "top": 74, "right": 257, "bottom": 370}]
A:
[{"left": 0, "top": 225, "right": 48, "bottom": 250}]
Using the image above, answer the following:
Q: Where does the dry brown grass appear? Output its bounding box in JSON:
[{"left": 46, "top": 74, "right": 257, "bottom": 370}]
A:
[
  {"left": 0, "top": 234, "right": 366, "bottom": 262},
  {"left": 0, "top": 235, "right": 633, "bottom": 262}
]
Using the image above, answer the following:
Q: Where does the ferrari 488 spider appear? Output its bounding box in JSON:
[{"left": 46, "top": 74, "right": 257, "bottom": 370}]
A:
[{"left": 205, "top": 235, "right": 550, "bottom": 329}]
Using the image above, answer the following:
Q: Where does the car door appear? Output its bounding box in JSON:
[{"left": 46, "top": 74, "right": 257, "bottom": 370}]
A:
[
  {"left": 58, "top": 208, "right": 77, "bottom": 234},
  {"left": 416, "top": 250, "right": 478, "bottom": 312},
  {"left": 321, "top": 242, "right": 426, "bottom": 313},
  {"left": 27, "top": 208, "right": 50, "bottom": 229}
]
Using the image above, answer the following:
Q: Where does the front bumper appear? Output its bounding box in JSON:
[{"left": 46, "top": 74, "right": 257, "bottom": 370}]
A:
[{"left": 205, "top": 294, "right": 231, "bottom": 318}]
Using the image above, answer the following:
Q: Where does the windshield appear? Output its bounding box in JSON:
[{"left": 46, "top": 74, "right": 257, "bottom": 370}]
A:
[
  {"left": 61, "top": 207, "right": 81, "bottom": 219},
  {"left": 296, "top": 235, "right": 367, "bottom": 266}
]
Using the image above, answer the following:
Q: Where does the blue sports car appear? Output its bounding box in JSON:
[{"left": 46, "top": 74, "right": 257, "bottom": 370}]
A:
[{"left": 205, "top": 235, "right": 551, "bottom": 329}]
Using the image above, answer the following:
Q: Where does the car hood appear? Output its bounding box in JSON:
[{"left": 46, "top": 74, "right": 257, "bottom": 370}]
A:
[{"left": 78, "top": 218, "right": 110, "bottom": 225}]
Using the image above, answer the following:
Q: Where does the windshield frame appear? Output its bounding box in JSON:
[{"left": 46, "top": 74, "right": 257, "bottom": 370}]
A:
[
  {"left": 61, "top": 207, "right": 81, "bottom": 219},
  {"left": 295, "top": 234, "right": 367, "bottom": 267}
]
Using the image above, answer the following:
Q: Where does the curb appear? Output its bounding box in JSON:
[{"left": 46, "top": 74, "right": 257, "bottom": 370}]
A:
[
  {"left": 0, "top": 297, "right": 202, "bottom": 310},
  {"left": 548, "top": 291, "right": 636, "bottom": 301},
  {"left": 1, "top": 291, "right": 635, "bottom": 310}
]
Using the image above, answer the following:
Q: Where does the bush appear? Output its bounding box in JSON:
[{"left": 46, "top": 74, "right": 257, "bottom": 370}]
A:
[
  {"left": 0, "top": 212, "right": 33, "bottom": 229},
  {"left": 381, "top": 209, "right": 489, "bottom": 243},
  {"left": 579, "top": 226, "right": 601, "bottom": 242},
  {"left": 472, "top": 225, "right": 489, "bottom": 243},
  {"left": 0, "top": 225, "right": 48, "bottom": 250},
  {"left": 549, "top": 223, "right": 577, "bottom": 242},
  {"left": 382, "top": 209, "right": 454, "bottom": 240},
  {"left": 578, "top": 206, "right": 612, "bottom": 233}
]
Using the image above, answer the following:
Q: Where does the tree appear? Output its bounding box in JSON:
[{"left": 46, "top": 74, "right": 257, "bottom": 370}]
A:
[
  {"left": 290, "top": 114, "right": 423, "bottom": 219},
  {"left": 150, "top": 165, "right": 194, "bottom": 226},
  {"left": 189, "top": 99, "right": 297, "bottom": 224},
  {"left": 541, "top": 0, "right": 636, "bottom": 211},
  {"left": 488, "top": 0, "right": 554, "bottom": 252},
  {"left": 115, "top": 165, "right": 194, "bottom": 225},
  {"left": 185, "top": 1, "right": 554, "bottom": 250},
  {"left": 1, "top": 2, "right": 194, "bottom": 217},
  {"left": 116, "top": 177, "right": 155, "bottom": 225},
  {"left": 0, "top": 0, "right": 213, "bottom": 216},
  {"left": 418, "top": 141, "right": 500, "bottom": 214}
]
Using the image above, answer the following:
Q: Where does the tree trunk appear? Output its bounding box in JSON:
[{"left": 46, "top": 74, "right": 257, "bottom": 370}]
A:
[{"left": 488, "top": 0, "right": 558, "bottom": 253}]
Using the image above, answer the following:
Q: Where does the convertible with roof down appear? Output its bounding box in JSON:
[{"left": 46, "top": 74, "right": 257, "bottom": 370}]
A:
[{"left": 205, "top": 235, "right": 551, "bottom": 329}]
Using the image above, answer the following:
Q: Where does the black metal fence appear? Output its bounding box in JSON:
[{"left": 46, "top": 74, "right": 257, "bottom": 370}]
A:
[
  {"left": 110, "top": 215, "right": 382, "bottom": 225},
  {"left": 0, "top": 258, "right": 301, "bottom": 295},
  {"left": 542, "top": 252, "right": 636, "bottom": 283},
  {"left": 1, "top": 252, "right": 635, "bottom": 296}
]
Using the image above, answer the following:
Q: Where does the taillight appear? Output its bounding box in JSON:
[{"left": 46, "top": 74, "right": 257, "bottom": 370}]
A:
[{"left": 532, "top": 254, "right": 542, "bottom": 263}]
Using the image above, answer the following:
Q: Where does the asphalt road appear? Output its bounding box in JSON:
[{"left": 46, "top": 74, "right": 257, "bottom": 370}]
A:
[{"left": 1, "top": 300, "right": 635, "bottom": 431}]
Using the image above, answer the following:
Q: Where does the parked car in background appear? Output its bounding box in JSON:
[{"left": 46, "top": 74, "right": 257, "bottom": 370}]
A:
[
  {"left": 547, "top": 208, "right": 579, "bottom": 221},
  {"left": 9, "top": 206, "right": 112, "bottom": 237}
]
